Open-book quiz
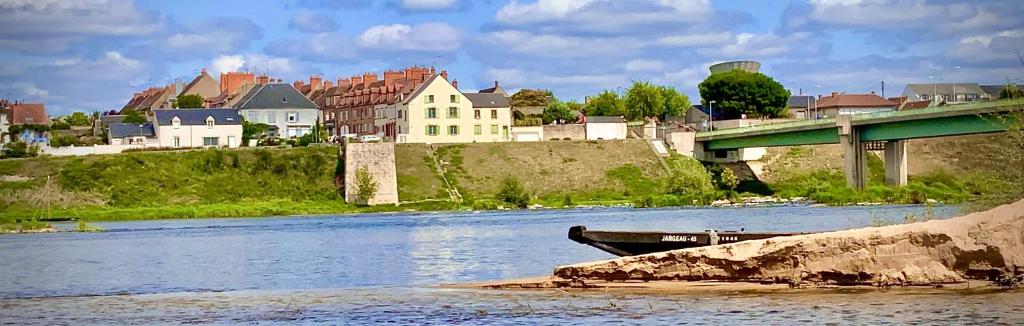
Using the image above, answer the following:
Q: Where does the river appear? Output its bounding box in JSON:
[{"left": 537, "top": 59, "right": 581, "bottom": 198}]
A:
[{"left": 1, "top": 205, "right": 1022, "bottom": 324}]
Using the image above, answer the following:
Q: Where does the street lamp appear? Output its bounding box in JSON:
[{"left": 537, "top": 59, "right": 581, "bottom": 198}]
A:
[
  {"left": 709, "top": 100, "right": 716, "bottom": 131},
  {"left": 952, "top": 66, "right": 961, "bottom": 103},
  {"left": 815, "top": 85, "right": 822, "bottom": 119}
]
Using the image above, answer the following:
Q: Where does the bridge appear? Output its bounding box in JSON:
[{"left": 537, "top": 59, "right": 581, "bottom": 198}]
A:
[{"left": 694, "top": 99, "right": 1023, "bottom": 189}]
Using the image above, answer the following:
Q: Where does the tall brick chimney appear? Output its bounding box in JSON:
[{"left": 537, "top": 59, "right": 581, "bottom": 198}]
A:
[
  {"left": 339, "top": 78, "right": 351, "bottom": 89},
  {"left": 383, "top": 70, "right": 404, "bottom": 87},
  {"left": 452, "top": 79, "right": 458, "bottom": 89},
  {"left": 831, "top": 92, "right": 839, "bottom": 98},
  {"left": 310, "top": 75, "right": 322, "bottom": 90},
  {"left": 351, "top": 75, "right": 363, "bottom": 88},
  {"left": 257, "top": 75, "right": 270, "bottom": 85},
  {"left": 294, "top": 80, "right": 305, "bottom": 90},
  {"left": 323, "top": 80, "right": 334, "bottom": 89},
  {"left": 363, "top": 72, "right": 377, "bottom": 88},
  {"left": 200, "top": 68, "right": 207, "bottom": 75},
  {"left": 440, "top": 70, "right": 448, "bottom": 81}
]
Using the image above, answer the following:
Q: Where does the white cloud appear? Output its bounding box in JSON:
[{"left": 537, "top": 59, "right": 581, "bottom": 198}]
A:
[
  {"left": 804, "top": 0, "right": 1022, "bottom": 35},
  {"left": 161, "top": 18, "right": 262, "bottom": 55},
  {"left": 496, "top": 0, "right": 711, "bottom": 32},
  {"left": 401, "top": 0, "right": 457, "bottom": 10},
  {"left": 625, "top": 59, "right": 665, "bottom": 72},
  {"left": 0, "top": 0, "right": 165, "bottom": 53},
  {"left": 211, "top": 55, "right": 246, "bottom": 74},
  {"left": 656, "top": 32, "right": 733, "bottom": 47},
  {"left": 358, "top": 23, "right": 460, "bottom": 51},
  {"left": 948, "top": 29, "right": 1024, "bottom": 63},
  {"left": 289, "top": 11, "right": 337, "bottom": 34}
]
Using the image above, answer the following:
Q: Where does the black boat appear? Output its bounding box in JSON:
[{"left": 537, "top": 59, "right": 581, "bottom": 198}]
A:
[{"left": 568, "top": 225, "right": 808, "bottom": 257}]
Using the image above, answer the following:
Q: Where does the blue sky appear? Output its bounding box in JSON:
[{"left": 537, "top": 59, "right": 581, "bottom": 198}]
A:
[{"left": 1, "top": 0, "right": 1023, "bottom": 115}]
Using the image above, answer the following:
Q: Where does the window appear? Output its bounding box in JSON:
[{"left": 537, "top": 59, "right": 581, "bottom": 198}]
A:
[
  {"left": 206, "top": 116, "right": 215, "bottom": 128},
  {"left": 425, "top": 95, "right": 434, "bottom": 104},
  {"left": 247, "top": 111, "right": 257, "bottom": 122},
  {"left": 474, "top": 109, "right": 481, "bottom": 119},
  {"left": 447, "top": 107, "right": 459, "bottom": 118},
  {"left": 267, "top": 112, "right": 277, "bottom": 123},
  {"left": 172, "top": 117, "right": 181, "bottom": 129},
  {"left": 448, "top": 125, "right": 459, "bottom": 135},
  {"left": 491, "top": 124, "right": 499, "bottom": 135},
  {"left": 474, "top": 124, "right": 482, "bottom": 135},
  {"left": 450, "top": 94, "right": 459, "bottom": 103},
  {"left": 426, "top": 107, "right": 437, "bottom": 119},
  {"left": 426, "top": 125, "right": 439, "bottom": 136},
  {"left": 491, "top": 109, "right": 498, "bottom": 119},
  {"left": 287, "top": 112, "right": 298, "bottom": 123},
  {"left": 398, "top": 109, "right": 403, "bottom": 119},
  {"left": 282, "top": 97, "right": 288, "bottom": 104},
  {"left": 173, "top": 136, "right": 180, "bottom": 147},
  {"left": 203, "top": 137, "right": 219, "bottom": 147}
]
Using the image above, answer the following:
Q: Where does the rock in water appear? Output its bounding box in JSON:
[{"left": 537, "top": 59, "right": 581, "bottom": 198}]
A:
[{"left": 554, "top": 199, "right": 1024, "bottom": 287}]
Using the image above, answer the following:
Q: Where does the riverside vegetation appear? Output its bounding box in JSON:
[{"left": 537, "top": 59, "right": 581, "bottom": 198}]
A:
[{"left": 1, "top": 118, "right": 1022, "bottom": 229}]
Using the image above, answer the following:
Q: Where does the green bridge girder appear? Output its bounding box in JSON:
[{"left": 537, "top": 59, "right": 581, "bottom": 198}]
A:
[
  {"left": 858, "top": 113, "right": 1017, "bottom": 142},
  {"left": 703, "top": 127, "right": 838, "bottom": 150}
]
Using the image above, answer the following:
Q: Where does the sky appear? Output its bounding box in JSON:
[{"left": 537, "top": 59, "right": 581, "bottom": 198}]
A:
[{"left": 1, "top": 0, "right": 1023, "bottom": 115}]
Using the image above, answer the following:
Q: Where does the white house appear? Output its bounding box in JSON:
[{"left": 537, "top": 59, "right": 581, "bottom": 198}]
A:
[
  {"left": 393, "top": 75, "right": 513, "bottom": 144},
  {"left": 236, "top": 83, "right": 321, "bottom": 138},
  {"left": 107, "top": 123, "right": 158, "bottom": 146},
  {"left": 153, "top": 109, "right": 243, "bottom": 148},
  {"left": 585, "top": 116, "right": 627, "bottom": 140},
  {"left": 0, "top": 111, "right": 8, "bottom": 144}
]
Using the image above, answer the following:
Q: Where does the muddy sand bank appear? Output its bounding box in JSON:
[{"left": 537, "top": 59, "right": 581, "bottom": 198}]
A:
[{"left": 462, "top": 199, "right": 1024, "bottom": 291}]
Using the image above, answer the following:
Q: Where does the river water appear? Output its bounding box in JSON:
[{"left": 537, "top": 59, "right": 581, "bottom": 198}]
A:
[{"left": 1, "top": 205, "right": 1022, "bottom": 324}]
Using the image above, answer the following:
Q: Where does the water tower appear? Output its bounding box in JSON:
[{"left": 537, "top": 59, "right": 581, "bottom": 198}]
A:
[{"left": 709, "top": 61, "right": 761, "bottom": 74}]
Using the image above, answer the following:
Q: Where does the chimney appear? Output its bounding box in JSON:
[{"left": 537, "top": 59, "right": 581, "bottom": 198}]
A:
[
  {"left": 384, "top": 70, "right": 404, "bottom": 87},
  {"left": 363, "top": 72, "right": 377, "bottom": 88},
  {"left": 440, "top": 70, "right": 448, "bottom": 80},
  {"left": 494, "top": 81, "right": 500, "bottom": 88},
  {"left": 323, "top": 80, "right": 334, "bottom": 89},
  {"left": 339, "top": 78, "right": 351, "bottom": 89},
  {"left": 452, "top": 79, "right": 459, "bottom": 89},
  {"left": 831, "top": 92, "right": 839, "bottom": 98},
  {"left": 257, "top": 75, "right": 270, "bottom": 85},
  {"left": 430, "top": 67, "right": 436, "bottom": 76},
  {"left": 351, "top": 75, "right": 363, "bottom": 88},
  {"left": 818, "top": 94, "right": 823, "bottom": 100},
  {"left": 310, "top": 75, "right": 322, "bottom": 90},
  {"left": 294, "top": 80, "right": 305, "bottom": 90},
  {"left": 200, "top": 68, "right": 207, "bottom": 75}
]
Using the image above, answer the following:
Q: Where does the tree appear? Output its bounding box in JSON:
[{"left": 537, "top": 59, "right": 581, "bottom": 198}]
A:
[
  {"left": 242, "top": 120, "right": 269, "bottom": 146},
  {"left": 175, "top": 94, "right": 205, "bottom": 108},
  {"left": 354, "top": 166, "right": 379, "bottom": 206},
  {"left": 510, "top": 89, "right": 553, "bottom": 108},
  {"left": 698, "top": 70, "right": 790, "bottom": 119},
  {"left": 659, "top": 86, "right": 691, "bottom": 118},
  {"left": 2, "top": 141, "right": 40, "bottom": 159},
  {"left": 718, "top": 167, "right": 739, "bottom": 191},
  {"left": 496, "top": 176, "right": 530, "bottom": 208},
  {"left": 624, "top": 81, "right": 665, "bottom": 120},
  {"left": 66, "top": 112, "right": 92, "bottom": 127},
  {"left": 123, "top": 111, "right": 147, "bottom": 124},
  {"left": 584, "top": 90, "right": 624, "bottom": 116},
  {"left": 999, "top": 83, "right": 1024, "bottom": 99},
  {"left": 542, "top": 100, "right": 575, "bottom": 124}
]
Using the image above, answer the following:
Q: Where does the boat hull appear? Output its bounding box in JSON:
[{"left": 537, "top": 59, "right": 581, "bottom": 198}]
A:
[{"left": 568, "top": 225, "right": 807, "bottom": 257}]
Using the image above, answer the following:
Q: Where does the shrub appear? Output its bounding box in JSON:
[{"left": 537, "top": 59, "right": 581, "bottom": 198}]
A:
[
  {"left": 2, "top": 142, "right": 40, "bottom": 158},
  {"left": 355, "top": 166, "right": 378, "bottom": 206},
  {"left": 496, "top": 176, "right": 530, "bottom": 208},
  {"left": 718, "top": 167, "right": 739, "bottom": 191}
]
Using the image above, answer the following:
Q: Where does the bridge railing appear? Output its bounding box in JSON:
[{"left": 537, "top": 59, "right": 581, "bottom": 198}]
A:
[
  {"left": 852, "top": 98, "right": 1024, "bottom": 121},
  {"left": 696, "top": 98, "right": 1024, "bottom": 138},
  {"left": 696, "top": 117, "right": 836, "bottom": 138}
]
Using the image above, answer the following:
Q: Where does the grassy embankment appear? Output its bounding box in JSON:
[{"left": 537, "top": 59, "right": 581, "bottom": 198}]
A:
[
  {"left": 398, "top": 140, "right": 724, "bottom": 209},
  {"left": 752, "top": 132, "right": 1022, "bottom": 206},
  {"left": 0, "top": 147, "right": 460, "bottom": 229}
]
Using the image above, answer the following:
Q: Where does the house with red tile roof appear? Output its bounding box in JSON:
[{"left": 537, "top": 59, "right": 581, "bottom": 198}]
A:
[
  {"left": 815, "top": 92, "right": 897, "bottom": 118},
  {"left": 8, "top": 103, "right": 51, "bottom": 143}
]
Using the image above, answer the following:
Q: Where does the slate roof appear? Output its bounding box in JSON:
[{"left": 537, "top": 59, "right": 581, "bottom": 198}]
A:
[
  {"left": 236, "top": 84, "right": 319, "bottom": 110},
  {"left": 816, "top": 93, "right": 896, "bottom": 109},
  {"left": 980, "top": 84, "right": 1023, "bottom": 97},
  {"left": 586, "top": 116, "right": 626, "bottom": 123},
  {"left": 109, "top": 123, "right": 155, "bottom": 138},
  {"left": 10, "top": 103, "right": 50, "bottom": 125},
  {"left": 905, "top": 83, "right": 986, "bottom": 96},
  {"left": 787, "top": 95, "right": 816, "bottom": 109},
  {"left": 153, "top": 109, "right": 242, "bottom": 126},
  {"left": 464, "top": 93, "right": 510, "bottom": 108},
  {"left": 402, "top": 74, "right": 443, "bottom": 105}
]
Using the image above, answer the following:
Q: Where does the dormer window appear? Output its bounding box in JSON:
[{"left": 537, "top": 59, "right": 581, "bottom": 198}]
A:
[
  {"left": 206, "top": 116, "right": 215, "bottom": 128},
  {"left": 282, "top": 97, "right": 288, "bottom": 104},
  {"left": 172, "top": 117, "right": 181, "bottom": 129}
]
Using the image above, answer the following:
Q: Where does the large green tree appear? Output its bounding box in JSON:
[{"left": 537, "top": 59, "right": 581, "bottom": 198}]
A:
[
  {"left": 175, "top": 94, "right": 205, "bottom": 109},
  {"left": 697, "top": 70, "right": 790, "bottom": 119},
  {"left": 658, "top": 86, "right": 691, "bottom": 118},
  {"left": 510, "top": 89, "right": 553, "bottom": 108},
  {"left": 542, "top": 100, "right": 575, "bottom": 124},
  {"left": 65, "top": 112, "right": 93, "bottom": 126},
  {"left": 123, "top": 110, "right": 147, "bottom": 124},
  {"left": 624, "top": 81, "right": 665, "bottom": 120},
  {"left": 584, "top": 90, "right": 624, "bottom": 116}
]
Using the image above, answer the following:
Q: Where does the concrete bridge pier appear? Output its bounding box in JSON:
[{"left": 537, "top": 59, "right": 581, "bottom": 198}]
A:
[
  {"left": 839, "top": 116, "right": 867, "bottom": 190},
  {"left": 884, "top": 140, "right": 908, "bottom": 187}
]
